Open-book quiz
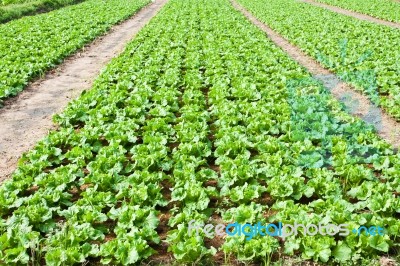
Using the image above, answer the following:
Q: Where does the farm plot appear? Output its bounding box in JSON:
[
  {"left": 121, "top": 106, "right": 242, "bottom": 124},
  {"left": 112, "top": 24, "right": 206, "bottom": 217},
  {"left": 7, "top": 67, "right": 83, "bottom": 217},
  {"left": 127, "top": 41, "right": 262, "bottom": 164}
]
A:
[
  {"left": 0, "top": 0, "right": 149, "bottom": 105},
  {"left": 236, "top": 0, "right": 400, "bottom": 121},
  {"left": 314, "top": 0, "right": 400, "bottom": 23},
  {"left": 0, "top": 0, "right": 399, "bottom": 265}
]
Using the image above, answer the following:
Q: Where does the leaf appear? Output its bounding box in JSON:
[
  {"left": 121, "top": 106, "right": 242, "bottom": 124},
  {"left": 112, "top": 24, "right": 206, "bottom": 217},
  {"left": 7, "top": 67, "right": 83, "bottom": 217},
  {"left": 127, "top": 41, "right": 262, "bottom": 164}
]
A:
[
  {"left": 332, "top": 242, "right": 352, "bottom": 262},
  {"left": 369, "top": 236, "right": 389, "bottom": 252}
]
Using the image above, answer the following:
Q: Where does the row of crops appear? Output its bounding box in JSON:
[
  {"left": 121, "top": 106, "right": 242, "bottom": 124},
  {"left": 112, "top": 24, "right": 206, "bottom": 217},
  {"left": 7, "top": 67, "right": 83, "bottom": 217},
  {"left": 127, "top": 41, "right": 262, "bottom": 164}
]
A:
[
  {"left": 1, "top": 0, "right": 399, "bottom": 264},
  {"left": 314, "top": 0, "right": 400, "bottom": 23},
  {"left": 237, "top": 0, "right": 400, "bottom": 121},
  {"left": 0, "top": 0, "right": 149, "bottom": 105}
]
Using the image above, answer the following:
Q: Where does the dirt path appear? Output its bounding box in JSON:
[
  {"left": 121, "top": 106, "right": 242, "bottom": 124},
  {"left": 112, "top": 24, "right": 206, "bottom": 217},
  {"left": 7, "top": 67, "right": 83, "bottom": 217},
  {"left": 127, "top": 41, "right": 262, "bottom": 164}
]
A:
[
  {"left": 0, "top": 0, "right": 168, "bottom": 181},
  {"left": 231, "top": 0, "right": 400, "bottom": 149},
  {"left": 301, "top": 0, "right": 400, "bottom": 29}
]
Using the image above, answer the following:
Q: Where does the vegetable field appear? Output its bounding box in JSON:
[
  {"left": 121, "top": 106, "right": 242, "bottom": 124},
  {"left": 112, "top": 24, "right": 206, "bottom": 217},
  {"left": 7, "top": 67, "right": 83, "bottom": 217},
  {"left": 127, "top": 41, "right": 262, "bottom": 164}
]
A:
[
  {"left": 237, "top": 0, "right": 400, "bottom": 120},
  {"left": 0, "top": 0, "right": 149, "bottom": 104},
  {"left": 314, "top": 0, "right": 400, "bottom": 23},
  {"left": 0, "top": 0, "right": 399, "bottom": 265},
  {"left": 0, "top": 0, "right": 86, "bottom": 24}
]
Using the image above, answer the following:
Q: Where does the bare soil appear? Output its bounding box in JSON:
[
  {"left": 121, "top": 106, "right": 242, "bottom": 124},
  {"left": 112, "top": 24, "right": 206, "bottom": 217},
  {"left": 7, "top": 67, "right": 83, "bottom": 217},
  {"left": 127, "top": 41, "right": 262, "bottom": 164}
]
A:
[
  {"left": 0, "top": 0, "right": 169, "bottom": 181},
  {"left": 231, "top": 0, "right": 400, "bottom": 149},
  {"left": 302, "top": 0, "right": 400, "bottom": 29}
]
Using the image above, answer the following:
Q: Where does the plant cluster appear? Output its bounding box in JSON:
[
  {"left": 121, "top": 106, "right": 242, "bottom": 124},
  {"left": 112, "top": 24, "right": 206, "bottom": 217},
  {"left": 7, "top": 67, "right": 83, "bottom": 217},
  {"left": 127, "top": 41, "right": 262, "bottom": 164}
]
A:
[
  {"left": 0, "top": 0, "right": 149, "bottom": 105},
  {"left": 315, "top": 0, "right": 400, "bottom": 23},
  {"left": 0, "top": 0, "right": 86, "bottom": 24},
  {"left": 0, "top": 0, "right": 399, "bottom": 264},
  {"left": 237, "top": 0, "right": 400, "bottom": 120}
]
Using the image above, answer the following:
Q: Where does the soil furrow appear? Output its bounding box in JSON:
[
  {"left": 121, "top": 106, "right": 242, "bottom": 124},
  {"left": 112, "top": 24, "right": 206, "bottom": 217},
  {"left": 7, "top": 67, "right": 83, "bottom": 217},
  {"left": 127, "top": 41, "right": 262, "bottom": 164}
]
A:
[
  {"left": 0, "top": 0, "right": 169, "bottom": 181},
  {"left": 231, "top": 0, "right": 400, "bottom": 148}
]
